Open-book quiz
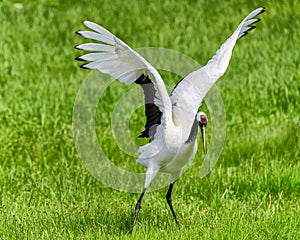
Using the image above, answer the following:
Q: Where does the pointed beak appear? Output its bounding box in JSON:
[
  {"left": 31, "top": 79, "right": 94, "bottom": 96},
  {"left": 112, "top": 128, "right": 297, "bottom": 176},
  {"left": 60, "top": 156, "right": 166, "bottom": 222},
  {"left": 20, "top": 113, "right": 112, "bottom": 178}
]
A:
[{"left": 200, "top": 124, "right": 206, "bottom": 154}]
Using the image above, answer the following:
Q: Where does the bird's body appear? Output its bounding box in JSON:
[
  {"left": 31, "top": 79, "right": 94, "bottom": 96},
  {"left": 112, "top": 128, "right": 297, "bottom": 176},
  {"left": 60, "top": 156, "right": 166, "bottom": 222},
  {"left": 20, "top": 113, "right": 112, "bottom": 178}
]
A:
[
  {"left": 75, "top": 7, "right": 265, "bottom": 231},
  {"left": 136, "top": 113, "right": 198, "bottom": 182}
]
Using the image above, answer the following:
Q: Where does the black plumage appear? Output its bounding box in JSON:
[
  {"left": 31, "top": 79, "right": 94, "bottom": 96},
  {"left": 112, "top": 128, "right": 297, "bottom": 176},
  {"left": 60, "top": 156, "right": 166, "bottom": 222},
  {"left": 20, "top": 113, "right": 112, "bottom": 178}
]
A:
[{"left": 135, "top": 74, "right": 162, "bottom": 138}]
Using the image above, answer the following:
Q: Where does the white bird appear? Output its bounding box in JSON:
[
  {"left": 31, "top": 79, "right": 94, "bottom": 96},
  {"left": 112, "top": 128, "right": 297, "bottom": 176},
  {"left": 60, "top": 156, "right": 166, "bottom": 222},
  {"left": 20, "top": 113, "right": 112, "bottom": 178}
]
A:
[{"left": 75, "top": 7, "right": 265, "bottom": 230}]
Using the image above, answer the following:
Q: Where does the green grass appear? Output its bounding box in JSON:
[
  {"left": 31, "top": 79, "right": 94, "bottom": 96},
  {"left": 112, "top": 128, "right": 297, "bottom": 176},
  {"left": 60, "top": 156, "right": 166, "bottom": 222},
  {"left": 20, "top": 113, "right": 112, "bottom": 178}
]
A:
[{"left": 0, "top": 0, "right": 300, "bottom": 239}]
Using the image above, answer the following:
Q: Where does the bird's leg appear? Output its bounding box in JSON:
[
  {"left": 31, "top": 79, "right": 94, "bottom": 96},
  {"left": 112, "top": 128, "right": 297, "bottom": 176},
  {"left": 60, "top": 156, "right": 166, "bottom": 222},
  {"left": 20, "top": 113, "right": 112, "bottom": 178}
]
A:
[
  {"left": 129, "top": 167, "right": 159, "bottom": 233},
  {"left": 134, "top": 188, "right": 146, "bottom": 221},
  {"left": 166, "top": 183, "right": 179, "bottom": 225},
  {"left": 129, "top": 188, "right": 147, "bottom": 233}
]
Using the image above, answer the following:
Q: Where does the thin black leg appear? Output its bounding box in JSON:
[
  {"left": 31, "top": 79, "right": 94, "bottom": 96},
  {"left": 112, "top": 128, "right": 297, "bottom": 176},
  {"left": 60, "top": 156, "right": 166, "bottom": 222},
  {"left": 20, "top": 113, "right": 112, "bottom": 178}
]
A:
[
  {"left": 166, "top": 183, "right": 178, "bottom": 224},
  {"left": 129, "top": 188, "right": 146, "bottom": 233}
]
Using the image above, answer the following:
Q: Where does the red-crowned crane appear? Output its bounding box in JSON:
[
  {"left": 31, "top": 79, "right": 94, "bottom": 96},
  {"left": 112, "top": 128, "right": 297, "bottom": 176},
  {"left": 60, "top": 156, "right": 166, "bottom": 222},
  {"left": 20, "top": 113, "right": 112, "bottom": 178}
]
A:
[{"left": 75, "top": 7, "right": 265, "bottom": 231}]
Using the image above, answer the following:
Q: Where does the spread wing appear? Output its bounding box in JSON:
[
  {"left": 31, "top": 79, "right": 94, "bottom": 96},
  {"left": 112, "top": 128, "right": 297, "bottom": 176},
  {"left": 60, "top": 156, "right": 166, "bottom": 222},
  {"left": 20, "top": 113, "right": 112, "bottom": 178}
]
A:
[
  {"left": 170, "top": 7, "right": 265, "bottom": 128},
  {"left": 75, "top": 21, "right": 172, "bottom": 138}
]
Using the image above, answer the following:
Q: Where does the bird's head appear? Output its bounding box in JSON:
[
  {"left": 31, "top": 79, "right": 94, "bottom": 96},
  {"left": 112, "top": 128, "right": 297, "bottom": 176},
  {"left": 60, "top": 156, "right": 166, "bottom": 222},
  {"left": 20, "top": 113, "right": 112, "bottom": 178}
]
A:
[{"left": 196, "top": 112, "right": 208, "bottom": 154}]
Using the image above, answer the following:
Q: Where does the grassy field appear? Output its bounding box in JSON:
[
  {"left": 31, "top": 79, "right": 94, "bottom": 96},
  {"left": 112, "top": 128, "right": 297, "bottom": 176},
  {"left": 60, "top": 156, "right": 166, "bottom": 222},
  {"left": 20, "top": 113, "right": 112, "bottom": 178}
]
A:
[{"left": 0, "top": 0, "right": 299, "bottom": 239}]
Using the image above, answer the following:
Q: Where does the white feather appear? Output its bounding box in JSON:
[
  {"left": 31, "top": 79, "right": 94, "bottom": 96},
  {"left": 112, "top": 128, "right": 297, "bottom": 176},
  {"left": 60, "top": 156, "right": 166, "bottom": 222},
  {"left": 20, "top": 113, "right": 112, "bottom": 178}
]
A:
[
  {"left": 77, "top": 53, "right": 117, "bottom": 61},
  {"left": 77, "top": 30, "right": 115, "bottom": 45},
  {"left": 76, "top": 43, "right": 115, "bottom": 52},
  {"left": 83, "top": 20, "right": 116, "bottom": 38}
]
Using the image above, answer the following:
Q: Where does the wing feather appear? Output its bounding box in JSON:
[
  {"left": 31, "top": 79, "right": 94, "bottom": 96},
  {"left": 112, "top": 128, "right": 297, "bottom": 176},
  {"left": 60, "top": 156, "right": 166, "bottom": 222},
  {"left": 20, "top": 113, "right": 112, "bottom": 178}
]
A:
[
  {"left": 75, "top": 43, "right": 116, "bottom": 52},
  {"left": 135, "top": 74, "right": 162, "bottom": 138},
  {"left": 75, "top": 21, "right": 172, "bottom": 138},
  {"left": 76, "top": 30, "right": 115, "bottom": 45},
  {"left": 170, "top": 7, "right": 265, "bottom": 132}
]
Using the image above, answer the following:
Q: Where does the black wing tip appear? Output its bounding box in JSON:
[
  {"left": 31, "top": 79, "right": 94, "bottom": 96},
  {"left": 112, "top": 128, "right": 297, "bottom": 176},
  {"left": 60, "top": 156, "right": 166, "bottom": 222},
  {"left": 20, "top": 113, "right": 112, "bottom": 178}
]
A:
[
  {"left": 249, "top": 8, "right": 265, "bottom": 21},
  {"left": 80, "top": 64, "right": 91, "bottom": 69},
  {"left": 256, "top": 7, "right": 266, "bottom": 16},
  {"left": 245, "top": 26, "right": 256, "bottom": 36},
  {"left": 75, "top": 58, "right": 92, "bottom": 70},
  {"left": 74, "top": 56, "right": 90, "bottom": 69},
  {"left": 74, "top": 44, "right": 82, "bottom": 50},
  {"left": 252, "top": 18, "right": 261, "bottom": 24},
  {"left": 256, "top": 7, "right": 266, "bottom": 18},
  {"left": 75, "top": 56, "right": 85, "bottom": 61},
  {"left": 248, "top": 25, "right": 257, "bottom": 31},
  {"left": 75, "top": 20, "right": 90, "bottom": 35},
  {"left": 239, "top": 32, "right": 248, "bottom": 39},
  {"left": 260, "top": 7, "right": 266, "bottom": 13},
  {"left": 75, "top": 30, "right": 84, "bottom": 36}
]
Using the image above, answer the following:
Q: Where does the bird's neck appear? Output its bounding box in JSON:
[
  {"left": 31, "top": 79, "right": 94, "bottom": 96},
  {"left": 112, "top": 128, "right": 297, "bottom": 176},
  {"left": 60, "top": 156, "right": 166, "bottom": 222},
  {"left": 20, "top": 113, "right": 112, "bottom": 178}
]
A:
[{"left": 185, "top": 117, "right": 198, "bottom": 144}]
